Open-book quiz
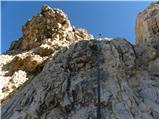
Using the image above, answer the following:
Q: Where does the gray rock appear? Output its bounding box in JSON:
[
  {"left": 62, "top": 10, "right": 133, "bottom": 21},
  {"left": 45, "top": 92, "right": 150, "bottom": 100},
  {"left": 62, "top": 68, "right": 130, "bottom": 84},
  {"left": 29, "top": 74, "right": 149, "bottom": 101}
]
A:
[{"left": 1, "top": 2, "right": 159, "bottom": 119}]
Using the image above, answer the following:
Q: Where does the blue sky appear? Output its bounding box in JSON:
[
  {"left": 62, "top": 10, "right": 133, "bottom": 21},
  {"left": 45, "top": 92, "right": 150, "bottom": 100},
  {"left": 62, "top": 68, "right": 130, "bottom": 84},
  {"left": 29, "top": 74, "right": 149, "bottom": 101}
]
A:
[{"left": 1, "top": 1, "right": 154, "bottom": 52}]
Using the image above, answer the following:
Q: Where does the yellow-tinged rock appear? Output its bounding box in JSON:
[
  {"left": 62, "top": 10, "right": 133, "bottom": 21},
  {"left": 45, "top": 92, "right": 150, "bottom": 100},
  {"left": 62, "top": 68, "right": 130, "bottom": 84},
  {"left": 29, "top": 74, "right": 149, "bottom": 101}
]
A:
[{"left": 136, "top": 2, "right": 159, "bottom": 46}]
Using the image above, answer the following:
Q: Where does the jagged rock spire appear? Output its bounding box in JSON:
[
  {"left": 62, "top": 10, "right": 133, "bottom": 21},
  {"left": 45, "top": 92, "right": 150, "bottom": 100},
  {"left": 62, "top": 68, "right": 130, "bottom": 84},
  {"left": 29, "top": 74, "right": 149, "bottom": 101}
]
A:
[{"left": 9, "top": 5, "right": 93, "bottom": 52}]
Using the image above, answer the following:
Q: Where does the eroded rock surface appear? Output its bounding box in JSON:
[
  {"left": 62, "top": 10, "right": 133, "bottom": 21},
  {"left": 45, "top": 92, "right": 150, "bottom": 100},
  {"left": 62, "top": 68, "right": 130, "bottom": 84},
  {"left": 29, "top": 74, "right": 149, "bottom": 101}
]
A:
[
  {"left": 136, "top": 1, "right": 159, "bottom": 47},
  {"left": 0, "top": 5, "right": 92, "bottom": 104},
  {"left": 1, "top": 2, "right": 159, "bottom": 119},
  {"left": 9, "top": 5, "right": 93, "bottom": 52},
  {"left": 1, "top": 38, "right": 158, "bottom": 119}
]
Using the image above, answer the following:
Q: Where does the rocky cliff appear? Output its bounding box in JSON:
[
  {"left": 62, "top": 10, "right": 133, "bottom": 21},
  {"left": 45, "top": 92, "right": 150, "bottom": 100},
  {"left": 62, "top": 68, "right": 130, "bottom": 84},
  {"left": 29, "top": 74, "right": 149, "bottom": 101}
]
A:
[{"left": 1, "top": 2, "right": 159, "bottom": 119}]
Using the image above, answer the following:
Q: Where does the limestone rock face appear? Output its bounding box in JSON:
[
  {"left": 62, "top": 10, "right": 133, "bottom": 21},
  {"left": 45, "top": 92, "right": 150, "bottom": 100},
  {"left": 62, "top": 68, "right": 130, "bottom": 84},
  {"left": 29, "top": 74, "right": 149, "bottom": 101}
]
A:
[
  {"left": 9, "top": 5, "right": 93, "bottom": 52},
  {"left": 1, "top": 38, "right": 158, "bottom": 119},
  {"left": 136, "top": 1, "right": 159, "bottom": 47},
  {"left": 1, "top": 2, "right": 159, "bottom": 119},
  {"left": 1, "top": 70, "right": 28, "bottom": 104},
  {"left": 1, "top": 5, "right": 93, "bottom": 106},
  {"left": 7, "top": 54, "right": 44, "bottom": 72}
]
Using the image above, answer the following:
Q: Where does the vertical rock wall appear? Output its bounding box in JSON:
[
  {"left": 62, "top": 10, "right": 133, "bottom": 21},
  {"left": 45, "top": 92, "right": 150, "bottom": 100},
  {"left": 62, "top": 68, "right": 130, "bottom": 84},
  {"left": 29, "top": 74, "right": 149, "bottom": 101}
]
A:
[{"left": 136, "top": 1, "right": 159, "bottom": 47}]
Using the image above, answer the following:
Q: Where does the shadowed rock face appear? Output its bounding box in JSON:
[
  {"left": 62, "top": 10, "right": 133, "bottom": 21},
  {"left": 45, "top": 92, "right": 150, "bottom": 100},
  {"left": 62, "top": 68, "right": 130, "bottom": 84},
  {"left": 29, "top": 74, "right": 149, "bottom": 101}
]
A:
[{"left": 1, "top": 2, "right": 159, "bottom": 119}]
